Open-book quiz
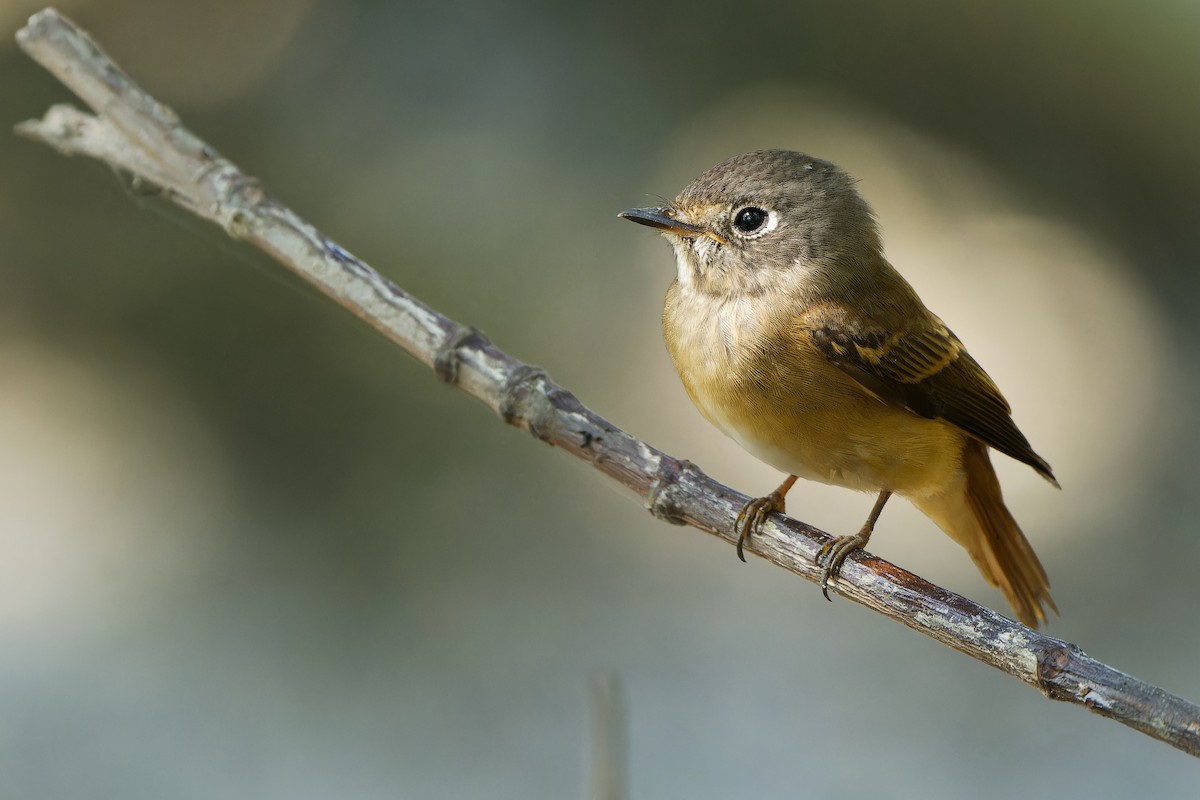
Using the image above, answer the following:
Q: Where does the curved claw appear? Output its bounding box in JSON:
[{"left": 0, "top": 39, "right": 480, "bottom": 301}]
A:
[
  {"left": 734, "top": 490, "right": 786, "bottom": 562},
  {"left": 815, "top": 490, "right": 889, "bottom": 601},
  {"left": 816, "top": 531, "right": 872, "bottom": 600}
]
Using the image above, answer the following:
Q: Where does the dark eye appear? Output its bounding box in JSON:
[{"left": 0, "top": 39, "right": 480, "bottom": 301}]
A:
[{"left": 733, "top": 206, "right": 768, "bottom": 234}]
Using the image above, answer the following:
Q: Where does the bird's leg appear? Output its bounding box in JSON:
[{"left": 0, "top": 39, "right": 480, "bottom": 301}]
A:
[
  {"left": 734, "top": 475, "right": 798, "bottom": 562},
  {"left": 818, "top": 490, "right": 892, "bottom": 600}
]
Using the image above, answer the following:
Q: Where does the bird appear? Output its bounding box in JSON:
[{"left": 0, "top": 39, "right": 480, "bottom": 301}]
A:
[{"left": 619, "top": 149, "right": 1059, "bottom": 627}]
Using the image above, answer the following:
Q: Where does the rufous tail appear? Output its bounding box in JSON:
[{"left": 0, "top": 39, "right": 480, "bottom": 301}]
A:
[{"left": 915, "top": 438, "right": 1056, "bottom": 627}]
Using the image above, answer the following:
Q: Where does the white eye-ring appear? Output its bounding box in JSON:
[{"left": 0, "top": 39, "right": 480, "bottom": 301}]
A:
[{"left": 730, "top": 206, "right": 777, "bottom": 239}]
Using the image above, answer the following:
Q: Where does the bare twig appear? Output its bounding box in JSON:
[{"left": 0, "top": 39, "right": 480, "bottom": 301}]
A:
[{"left": 14, "top": 7, "right": 1200, "bottom": 758}]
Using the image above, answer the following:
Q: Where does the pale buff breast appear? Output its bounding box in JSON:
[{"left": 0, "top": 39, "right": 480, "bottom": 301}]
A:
[{"left": 662, "top": 282, "right": 965, "bottom": 499}]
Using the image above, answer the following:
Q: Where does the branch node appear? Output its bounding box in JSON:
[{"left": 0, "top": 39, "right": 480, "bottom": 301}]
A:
[
  {"left": 1035, "top": 642, "right": 1074, "bottom": 694},
  {"left": 212, "top": 170, "right": 267, "bottom": 238},
  {"left": 434, "top": 325, "right": 492, "bottom": 385},
  {"left": 647, "top": 458, "right": 695, "bottom": 526},
  {"left": 499, "top": 364, "right": 552, "bottom": 439}
]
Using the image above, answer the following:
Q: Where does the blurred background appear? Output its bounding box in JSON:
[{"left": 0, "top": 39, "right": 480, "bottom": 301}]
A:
[{"left": 2, "top": 0, "right": 1199, "bottom": 796}]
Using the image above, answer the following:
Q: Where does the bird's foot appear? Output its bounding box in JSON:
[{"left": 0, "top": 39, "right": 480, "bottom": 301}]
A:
[
  {"left": 817, "top": 525, "right": 873, "bottom": 600},
  {"left": 734, "top": 490, "right": 786, "bottom": 562}
]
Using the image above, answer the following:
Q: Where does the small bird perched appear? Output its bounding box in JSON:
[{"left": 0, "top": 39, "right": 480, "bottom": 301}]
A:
[{"left": 620, "top": 149, "right": 1059, "bottom": 627}]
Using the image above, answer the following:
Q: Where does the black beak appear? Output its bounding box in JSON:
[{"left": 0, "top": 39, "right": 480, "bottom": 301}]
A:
[{"left": 618, "top": 207, "right": 706, "bottom": 237}]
